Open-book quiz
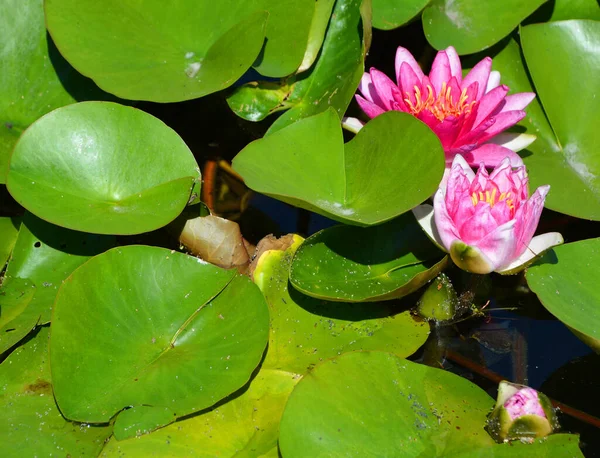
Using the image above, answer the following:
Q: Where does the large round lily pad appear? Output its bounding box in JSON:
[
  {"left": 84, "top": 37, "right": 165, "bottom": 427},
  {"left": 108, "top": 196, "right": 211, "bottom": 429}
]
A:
[
  {"left": 233, "top": 109, "right": 445, "bottom": 226},
  {"left": 7, "top": 102, "right": 200, "bottom": 234},
  {"left": 279, "top": 351, "right": 496, "bottom": 457},
  {"left": 490, "top": 31, "right": 600, "bottom": 220},
  {"left": 289, "top": 214, "right": 447, "bottom": 302},
  {"left": 44, "top": 0, "right": 271, "bottom": 101},
  {"left": 519, "top": 20, "right": 600, "bottom": 220},
  {"left": 50, "top": 245, "right": 269, "bottom": 423},
  {"left": 0, "top": 0, "right": 112, "bottom": 182}
]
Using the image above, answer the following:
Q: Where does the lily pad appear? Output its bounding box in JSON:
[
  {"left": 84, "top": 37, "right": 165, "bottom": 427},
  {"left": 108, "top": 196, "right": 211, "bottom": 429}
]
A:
[
  {"left": 0, "top": 217, "right": 19, "bottom": 267},
  {"left": 229, "top": 0, "right": 370, "bottom": 135},
  {"left": 233, "top": 109, "right": 445, "bottom": 226},
  {"left": 525, "top": 238, "right": 600, "bottom": 349},
  {"left": 0, "top": 0, "right": 111, "bottom": 182},
  {"left": 251, "top": 0, "right": 315, "bottom": 77},
  {"left": 45, "top": 0, "right": 272, "bottom": 101},
  {"left": 7, "top": 102, "right": 200, "bottom": 234},
  {"left": 279, "top": 351, "right": 496, "bottom": 457},
  {"left": 447, "top": 435, "right": 584, "bottom": 457},
  {"left": 0, "top": 277, "right": 37, "bottom": 355},
  {"left": 422, "top": 0, "right": 546, "bottom": 54},
  {"left": 289, "top": 213, "right": 447, "bottom": 302},
  {"left": 519, "top": 21, "right": 600, "bottom": 220},
  {"left": 0, "top": 327, "right": 113, "bottom": 457},
  {"left": 490, "top": 31, "right": 600, "bottom": 220},
  {"left": 372, "top": 0, "right": 429, "bottom": 30},
  {"left": 297, "top": 0, "right": 336, "bottom": 72},
  {"left": 253, "top": 235, "right": 430, "bottom": 374},
  {"left": 50, "top": 246, "right": 269, "bottom": 423},
  {"left": 2, "top": 212, "right": 115, "bottom": 324},
  {"left": 100, "top": 369, "right": 299, "bottom": 456}
]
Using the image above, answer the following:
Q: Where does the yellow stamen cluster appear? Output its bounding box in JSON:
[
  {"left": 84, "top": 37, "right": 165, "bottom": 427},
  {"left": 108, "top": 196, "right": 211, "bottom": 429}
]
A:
[
  {"left": 404, "top": 82, "right": 476, "bottom": 122},
  {"left": 471, "top": 189, "right": 514, "bottom": 211}
]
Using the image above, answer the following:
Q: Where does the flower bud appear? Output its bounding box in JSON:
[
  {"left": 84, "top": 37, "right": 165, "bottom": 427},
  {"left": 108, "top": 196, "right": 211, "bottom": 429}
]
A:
[{"left": 486, "top": 381, "right": 559, "bottom": 443}]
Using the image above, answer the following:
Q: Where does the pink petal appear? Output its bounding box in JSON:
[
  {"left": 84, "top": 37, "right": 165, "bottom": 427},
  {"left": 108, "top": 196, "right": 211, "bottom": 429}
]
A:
[
  {"left": 433, "top": 187, "right": 462, "bottom": 251},
  {"left": 477, "top": 110, "right": 527, "bottom": 144},
  {"left": 358, "top": 73, "right": 378, "bottom": 103},
  {"left": 489, "top": 156, "right": 520, "bottom": 192},
  {"left": 501, "top": 92, "right": 536, "bottom": 112},
  {"left": 370, "top": 68, "right": 402, "bottom": 111},
  {"left": 504, "top": 388, "right": 546, "bottom": 420},
  {"left": 449, "top": 153, "right": 476, "bottom": 181},
  {"left": 430, "top": 50, "right": 452, "bottom": 96},
  {"left": 513, "top": 185, "right": 550, "bottom": 258},
  {"left": 462, "top": 57, "right": 492, "bottom": 100},
  {"left": 399, "top": 62, "right": 423, "bottom": 108},
  {"left": 445, "top": 46, "right": 462, "bottom": 82},
  {"left": 490, "top": 200, "right": 514, "bottom": 226},
  {"left": 462, "top": 144, "right": 524, "bottom": 168},
  {"left": 473, "top": 85, "right": 509, "bottom": 127},
  {"left": 355, "top": 94, "right": 385, "bottom": 118},
  {"left": 471, "top": 219, "right": 518, "bottom": 271},
  {"left": 458, "top": 204, "right": 501, "bottom": 244},
  {"left": 447, "top": 76, "right": 462, "bottom": 105},
  {"left": 427, "top": 115, "right": 461, "bottom": 151},
  {"left": 395, "top": 46, "right": 424, "bottom": 86}
]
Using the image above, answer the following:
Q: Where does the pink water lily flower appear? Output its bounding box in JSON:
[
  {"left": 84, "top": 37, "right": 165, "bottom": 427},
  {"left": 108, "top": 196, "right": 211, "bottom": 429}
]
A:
[
  {"left": 413, "top": 154, "right": 563, "bottom": 274},
  {"left": 353, "top": 46, "right": 536, "bottom": 167}
]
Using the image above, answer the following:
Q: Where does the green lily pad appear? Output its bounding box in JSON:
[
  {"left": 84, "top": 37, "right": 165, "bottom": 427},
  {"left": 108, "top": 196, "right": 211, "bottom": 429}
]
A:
[
  {"left": 266, "top": 0, "right": 367, "bottom": 134},
  {"left": 289, "top": 213, "right": 447, "bottom": 302},
  {"left": 50, "top": 246, "right": 269, "bottom": 423},
  {"left": 0, "top": 327, "right": 113, "bottom": 457},
  {"left": 519, "top": 21, "right": 600, "bottom": 220},
  {"left": 226, "top": 81, "right": 294, "bottom": 122},
  {"left": 297, "top": 0, "right": 336, "bottom": 72},
  {"left": 0, "top": 277, "right": 37, "bottom": 355},
  {"left": 100, "top": 369, "right": 299, "bottom": 456},
  {"left": 279, "top": 351, "right": 496, "bottom": 457},
  {"left": 422, "top": 0, "right": 546, "bottom": 54},
  {"left": 0, "top": 217, "right": 19, "bottom": 267},
  {"left": 447, "top": 435, "right": 584, "bottom": 457},
  {"left": 2, "top": 212, "right": 115, "bottom": 325},
  {"left": 251, "top": 0, "right": 315, "bottom": 77},
  {"left": 491, "top": 31, "right": 600, "bottom": 220},
  {"left": 0, "top": 0, "right": 112, "bottom": 182},
  {"left": 372, "top": 0, "right": 429, "bottom": 30},
  {"left": 233, "top": 109, "right": 445, "bottom": 226},
  {"left": 253, "top": 235, "right": 430, "bottom": 374},
  {"left": 7, "top": 102, "right": 200, "bottom": 234},
  {"left": 45, "top": 0, "right": 271, "bottom": 101},
  {"left": 525, "top": 238, "right": 600, "bottom": 349},
  {"left": 533, "top": 0, "right": 600, "bottom": 21}
]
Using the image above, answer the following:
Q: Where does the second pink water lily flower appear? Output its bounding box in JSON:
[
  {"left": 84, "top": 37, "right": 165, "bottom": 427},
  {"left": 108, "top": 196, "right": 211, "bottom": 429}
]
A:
[
  {"left": 413, "top": 154, "right": 563, "bottom": 274},
  {"left": 353, "top": 46, "right": 536, "bottom": 167}
]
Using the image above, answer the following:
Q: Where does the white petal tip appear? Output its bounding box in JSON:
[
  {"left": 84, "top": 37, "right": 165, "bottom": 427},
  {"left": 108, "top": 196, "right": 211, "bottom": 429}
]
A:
[
  {"left": 412, "top": 205, "right": 446, "bottom": 252},
  {"left": 489, "top": 132, "right": 537, "bottom": 152},
  {"left": 496, "top": 232, "right": 564, "bottom": 275},
  {"left": 341, "top": 117, "right": 364, "bottom": 134}
]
